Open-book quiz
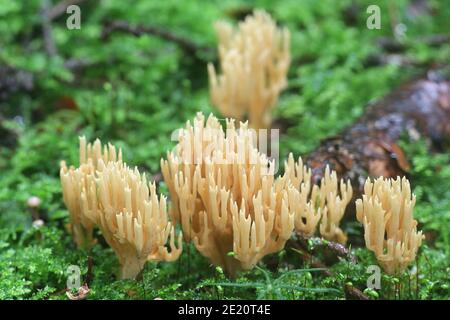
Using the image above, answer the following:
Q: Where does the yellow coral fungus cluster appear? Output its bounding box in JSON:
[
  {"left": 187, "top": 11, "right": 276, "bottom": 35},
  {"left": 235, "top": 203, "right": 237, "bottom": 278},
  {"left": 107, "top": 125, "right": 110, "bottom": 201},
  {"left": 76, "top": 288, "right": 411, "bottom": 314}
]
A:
[
  {"left": 60, "top": 118, "right": 424, "bottom": 279},
  {"left": 283, "top": 154, "right": 319, "bottom": 237},
  {"left": 315, "top": 167, "right": 353, "bottom": 244},
  {"left": 283, "top": 158, "right": 353, "bottom": 243},
  {"left": 60, "top": 137, "right": 182, "bottom": 279},
  {"left": 356, "top": 177, "right": 424, "bottom": 275},
  {"left": 208, "top": 10, "right": 290, "bottom": 129},
  {"left": 60, "top": 137, "right": 120, "bottom": 248},
  {"left": 161, "top": 113, "right": 352, "bottom": 275}
]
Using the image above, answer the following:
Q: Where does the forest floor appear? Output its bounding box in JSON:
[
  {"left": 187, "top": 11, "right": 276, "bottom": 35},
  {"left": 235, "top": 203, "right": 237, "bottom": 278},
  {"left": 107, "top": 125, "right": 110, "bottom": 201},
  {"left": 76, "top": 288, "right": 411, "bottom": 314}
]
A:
[{"left": 0, "top": 0, "right": 449, "bottom": 299}]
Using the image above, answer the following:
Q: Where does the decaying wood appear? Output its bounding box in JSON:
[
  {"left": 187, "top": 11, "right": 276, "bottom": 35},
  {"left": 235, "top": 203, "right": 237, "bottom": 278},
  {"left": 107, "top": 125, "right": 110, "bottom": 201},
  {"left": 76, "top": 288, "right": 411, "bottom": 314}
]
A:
[
  {"left": 305, "top": 71, "right": 450, "bottom": 198},
  {"left": 343, "top": 283, "right": 371, "bottom": 300},
  {"left": 85, "top": 255, "right": 94, "bottom": 286}
]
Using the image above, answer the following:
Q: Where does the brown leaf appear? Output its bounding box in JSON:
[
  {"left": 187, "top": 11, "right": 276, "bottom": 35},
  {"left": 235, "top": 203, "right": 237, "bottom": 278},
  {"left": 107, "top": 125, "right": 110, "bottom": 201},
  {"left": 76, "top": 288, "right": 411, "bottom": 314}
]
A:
[{"left": 387, "top": 142, "right": 411, "bottom": 172}]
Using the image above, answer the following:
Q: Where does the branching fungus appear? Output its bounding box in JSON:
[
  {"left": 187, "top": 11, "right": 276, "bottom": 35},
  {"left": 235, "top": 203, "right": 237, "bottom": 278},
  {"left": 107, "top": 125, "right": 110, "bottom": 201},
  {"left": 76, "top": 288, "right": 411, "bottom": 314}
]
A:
[
  {"left": 61, "top": 137, "right": 182, "bottom": 279},
  {"left": 355, "top": 177, "right": 424, "bottom": 275},
  {"left": 286, "top": 161, "right": 352, "bottom": 243},
  {"left": 315, "top": 167, "right": 353, "bottom": 244},
  {"left": 283, "top": 154, "right": 321, "bottom": 237},
  {"left": 208, "top": 10, "right": 290, "bottom": 129},
  {"left": 161, "top": 113, "right": 296, "bottom": 276}
]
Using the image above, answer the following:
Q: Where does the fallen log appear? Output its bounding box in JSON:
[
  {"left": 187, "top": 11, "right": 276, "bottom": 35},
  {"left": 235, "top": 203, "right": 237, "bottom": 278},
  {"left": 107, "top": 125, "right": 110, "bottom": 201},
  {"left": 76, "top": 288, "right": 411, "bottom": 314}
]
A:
[{"left": 305, "top": 71, "right": 450, "bottom": 197}]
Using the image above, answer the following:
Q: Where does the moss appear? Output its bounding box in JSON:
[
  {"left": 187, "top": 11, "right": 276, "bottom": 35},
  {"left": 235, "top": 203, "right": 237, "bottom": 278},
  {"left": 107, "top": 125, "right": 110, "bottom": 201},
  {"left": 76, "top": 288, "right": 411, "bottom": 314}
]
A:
[{"left": 0, "top": 0, "right": 448, "bottom": 299}]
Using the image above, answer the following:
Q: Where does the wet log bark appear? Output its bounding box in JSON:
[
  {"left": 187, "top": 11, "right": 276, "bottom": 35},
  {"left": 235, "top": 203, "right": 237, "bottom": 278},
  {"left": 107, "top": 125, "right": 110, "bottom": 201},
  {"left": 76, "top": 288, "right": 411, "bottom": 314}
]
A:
[{"left": 305, "top": 71, "right": 450, "bottom": 198}]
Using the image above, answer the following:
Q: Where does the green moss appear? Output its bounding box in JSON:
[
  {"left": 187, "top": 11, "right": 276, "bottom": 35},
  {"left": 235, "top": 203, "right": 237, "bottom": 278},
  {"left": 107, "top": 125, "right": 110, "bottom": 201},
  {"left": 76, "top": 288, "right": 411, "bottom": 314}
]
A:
[{"left": 0, "top": 0, "right": 448, "bottom": 300}]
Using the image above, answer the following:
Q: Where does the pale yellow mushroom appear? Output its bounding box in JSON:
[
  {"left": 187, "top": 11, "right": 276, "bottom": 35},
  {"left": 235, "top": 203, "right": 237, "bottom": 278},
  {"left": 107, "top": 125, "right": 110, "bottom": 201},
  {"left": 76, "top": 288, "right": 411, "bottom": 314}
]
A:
[
  {"left": 316, "top": 167, "right": 353, "bottom": 244},
  {"left": 61, "top": 137, "right": 182, "bottom": 279},
  {"left": 355, "top": 176, "right": 424, "bottom": 275},
  {"left": 162, "top": 112, "right": 296, "bottom": 276},
  {"left": 208, "top": 10, "right": 290, "bottom": 129}
]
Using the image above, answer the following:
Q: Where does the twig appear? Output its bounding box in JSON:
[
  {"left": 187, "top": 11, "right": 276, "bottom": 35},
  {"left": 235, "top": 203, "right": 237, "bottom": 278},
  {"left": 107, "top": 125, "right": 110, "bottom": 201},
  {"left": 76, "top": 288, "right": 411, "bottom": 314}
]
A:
[
  {"left": 293, "top": 234, "right": 357, "bottom": 263},
  {"left": 45, "top": 256, "right": 93, "bottom": 300},
  {"left": 48, "top": 0, "right": 87, "bottom": 20},
  {"left": 290, "top": 246, "right": 332, "bottom": 276},
  {"left": 44, "top": 0, "right": 97, "bottom": 74},
  {"left": 101, "top": 20, "right": 214, "bottom": 58},
  {"left": 85, "top": 255, "right": 94, "bottom": 286},
  {"left": 142, "top": 263, "right": 147, "bottom": 300},
  {"left": 288, "top": 239, "right": 370, "bottom": 300},
  {"left": 40, "top": 0, "right": 58, "bottom": 57},
  {"left": 378, "top": 33, "right": 450, "bottom": 52},
  {"left": 344, "top": 283, "right": 370, "bottom": 300}
]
